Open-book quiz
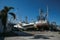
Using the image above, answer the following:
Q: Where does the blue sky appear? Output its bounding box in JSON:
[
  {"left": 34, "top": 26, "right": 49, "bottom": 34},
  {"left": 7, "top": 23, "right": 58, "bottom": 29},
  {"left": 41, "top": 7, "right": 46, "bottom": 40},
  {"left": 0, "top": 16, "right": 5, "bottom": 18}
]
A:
[{"left": 0, "top": 0, "right": 60, "bottom": 25}]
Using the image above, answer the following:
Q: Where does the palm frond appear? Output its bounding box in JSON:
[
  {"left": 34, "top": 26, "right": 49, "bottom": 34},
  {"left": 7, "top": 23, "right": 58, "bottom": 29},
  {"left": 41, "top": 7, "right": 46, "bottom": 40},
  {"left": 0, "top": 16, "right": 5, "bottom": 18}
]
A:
[
  {"left": 4, "top": 6, "right": 14, "bottom": 12},
  {"left": 9, "top": 7, "right": 14, "bottom": 9},
  {"left": 9, "top": 13, "right": 16, "bottom": 19}
]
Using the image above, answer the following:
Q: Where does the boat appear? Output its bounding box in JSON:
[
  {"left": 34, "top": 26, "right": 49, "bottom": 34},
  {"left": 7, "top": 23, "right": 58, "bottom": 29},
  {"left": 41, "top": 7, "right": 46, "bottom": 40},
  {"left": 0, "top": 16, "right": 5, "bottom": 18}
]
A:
[{"left": 34, "top": 7, "right": 49, "bottom": 30}]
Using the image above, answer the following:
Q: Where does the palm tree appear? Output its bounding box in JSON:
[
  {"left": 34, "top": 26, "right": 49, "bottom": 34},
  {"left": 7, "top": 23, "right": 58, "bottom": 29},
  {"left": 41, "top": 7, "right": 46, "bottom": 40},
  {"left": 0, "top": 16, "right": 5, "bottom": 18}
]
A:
[{"left": 1, "top": 6, "right": 16, "bottom": 33}]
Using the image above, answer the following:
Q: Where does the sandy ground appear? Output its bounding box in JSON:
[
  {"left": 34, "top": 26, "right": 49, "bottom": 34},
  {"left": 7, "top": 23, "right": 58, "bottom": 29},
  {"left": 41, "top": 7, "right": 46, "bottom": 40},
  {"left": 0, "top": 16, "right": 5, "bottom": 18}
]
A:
[{"left": 4, "top": 31, "right": 60, "bottom": 40}]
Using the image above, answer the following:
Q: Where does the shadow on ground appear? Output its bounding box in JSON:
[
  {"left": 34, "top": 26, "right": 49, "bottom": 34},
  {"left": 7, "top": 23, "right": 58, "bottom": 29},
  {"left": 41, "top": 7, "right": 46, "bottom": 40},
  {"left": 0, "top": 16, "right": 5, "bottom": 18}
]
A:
[
  {"left": 30, "top": 35, "right": 50, "bottom": 39},
  {"left": 0, "top": 31, "right": 34, "bottom": 37},
  {"left": 0, "top": 31, "right": 34, "bottom": 40}
]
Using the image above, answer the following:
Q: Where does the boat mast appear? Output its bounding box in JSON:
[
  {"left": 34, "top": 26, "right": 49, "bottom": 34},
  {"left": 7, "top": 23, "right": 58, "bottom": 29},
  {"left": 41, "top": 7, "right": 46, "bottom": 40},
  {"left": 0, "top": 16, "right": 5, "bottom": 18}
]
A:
[
  {"left": 39, "top": 8, "right": 43, "bottom": 20},
  {"left": 25, "top": 16, "right": 28, "bottom": 24},
  {"left": 39, "top": 8, "right": 40, "bottom": 20},
  {"left": 46, "top": 6, "right": 48, "bottom": 21}
]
